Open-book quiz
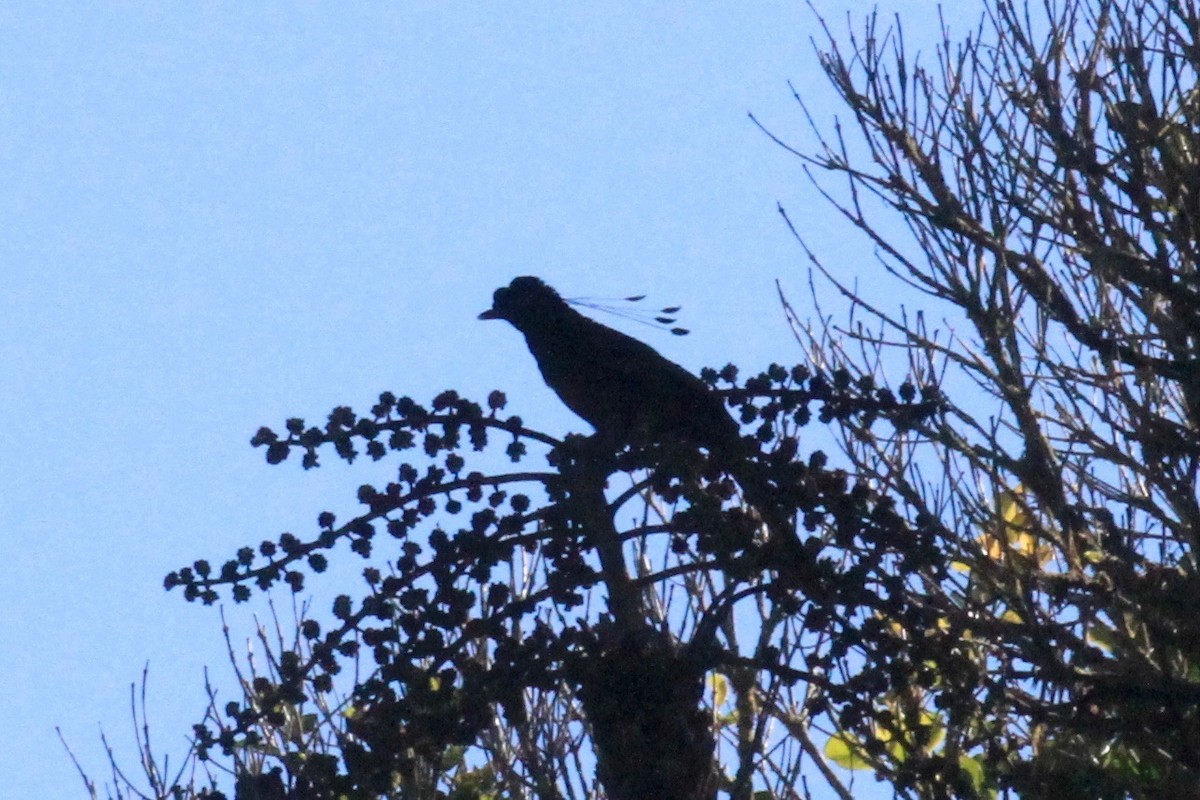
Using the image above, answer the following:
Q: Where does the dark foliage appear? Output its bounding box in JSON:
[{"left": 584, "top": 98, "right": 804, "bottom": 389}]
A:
[{"left": 164, "top": 367, "right": 938, "bottom": 799}]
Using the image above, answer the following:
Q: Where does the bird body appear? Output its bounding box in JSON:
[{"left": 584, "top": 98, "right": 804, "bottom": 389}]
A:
[{"left": 479, "top": 277, "right": 741, "bottom": 457}]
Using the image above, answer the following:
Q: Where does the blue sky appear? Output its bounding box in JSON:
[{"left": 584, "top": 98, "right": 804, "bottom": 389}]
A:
[{"left": 1, "top": 4, "right": 971, "bottom": 796}]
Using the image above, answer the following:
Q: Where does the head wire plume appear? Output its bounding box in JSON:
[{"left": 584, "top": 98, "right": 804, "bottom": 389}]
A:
[{"left": 565, "top": 292, "right": 690, "bottom": 336}]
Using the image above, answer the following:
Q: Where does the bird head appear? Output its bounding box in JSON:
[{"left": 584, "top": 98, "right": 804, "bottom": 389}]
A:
[{"left": 478, "top": 276, "right": 568, "bottom": 328}]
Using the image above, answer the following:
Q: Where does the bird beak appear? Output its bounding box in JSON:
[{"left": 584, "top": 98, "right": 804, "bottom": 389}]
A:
[{"left": 478, "top": 309, "right": 500, "bottom": 320}]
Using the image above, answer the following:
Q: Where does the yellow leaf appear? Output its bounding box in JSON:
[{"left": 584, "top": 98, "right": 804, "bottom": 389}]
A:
[
  {"left": 710, "top": 673, "right": 729, "bottom": 708},
  {"left": 920, "top": 710, "right": 945, "bottom": 751},
  {"left": 824, "top": 732, "right": 871, "bottom": 770},
  {"left": 881, "top": 709, "right": 945, "bottom": 760},
  {"left": 999, "top": 489, "right": 1027, "bottom": 529},
  {"left": 977, "top": 486, "right": 1053, "bottom": 567}
]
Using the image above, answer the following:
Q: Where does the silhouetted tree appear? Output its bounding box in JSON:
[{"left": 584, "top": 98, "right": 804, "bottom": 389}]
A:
[
  {"left": 74, "top": 1, "right": 1200, "bottom": 798},
  {"left": 758, "top": 0, "right": 1200, "bottom": 795},
  {"left": 160, "top": 361, "right": 934, "bottom": 800}
]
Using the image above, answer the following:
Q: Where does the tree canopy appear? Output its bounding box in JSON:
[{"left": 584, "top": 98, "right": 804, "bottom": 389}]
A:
[{"left": 77, "top": 1, "right": 1200, "bottom": 798}]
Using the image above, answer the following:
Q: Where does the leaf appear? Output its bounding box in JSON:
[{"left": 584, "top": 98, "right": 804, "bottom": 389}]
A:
[
  {"left": 999, "top": 488, "right": 1028, "bottom": 529},
  {"left": 921, "top": 710, "right": 946, "bottom": 751},
  {"left": 283, "top": 712, "right": 318, "bottom": 744},
  {"left": 710, "top": 673, "right": 730, "bottom": 708},
  {"left": 875, "top": 708, "right": 946, "bottom": 762},
  {"left": 1087, "top": 621, "right": 1120, "bottom": 654},
  {"left": 441, "top": 744, "right": 469, "bottom": 768},
  {"left": 1101, "top": 742, "right": 1157, "bottom": 785},
  {"left": 975, "top": 485, "right": 1054, "bottom": 568},
  {"left": 958, "top": 754, "right": 995, "bottom": 799},
  {"left": 824, "top": 732, "right": 871, "bottom": 770}
]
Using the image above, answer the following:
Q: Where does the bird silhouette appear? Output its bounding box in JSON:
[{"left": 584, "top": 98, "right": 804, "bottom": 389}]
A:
[
  {"left": 479, "top": 276, "right": 742, "bottom": 455},
  {"left": 480, "top": 276, "right": 808, "bottom": 581}
]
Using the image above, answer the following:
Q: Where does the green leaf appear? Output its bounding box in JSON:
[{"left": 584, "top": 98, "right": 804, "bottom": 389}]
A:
[
  {"left": 825, "top": 732, "right": 870, "bottom": 770},
  {"left": 1086, "top": 622, "right": 1120, "bottom": 654},
  {"left": 958, "top": 754, "right": 996, "bottom": 799}
]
